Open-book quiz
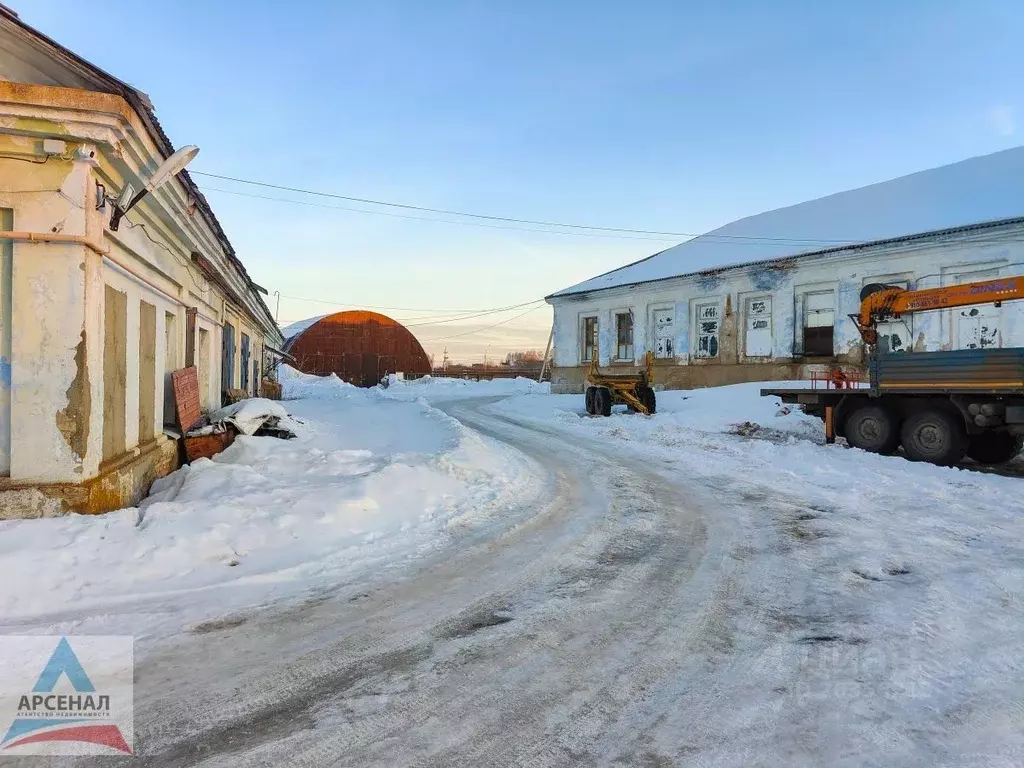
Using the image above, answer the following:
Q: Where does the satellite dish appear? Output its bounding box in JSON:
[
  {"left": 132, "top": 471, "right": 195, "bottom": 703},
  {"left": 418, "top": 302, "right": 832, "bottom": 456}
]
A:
[
  {"left": 145, "top": 145, "right": 199, "bottom": 192},
  {"left": 109, "top": 144, "right": 200, "bottom": 231}
]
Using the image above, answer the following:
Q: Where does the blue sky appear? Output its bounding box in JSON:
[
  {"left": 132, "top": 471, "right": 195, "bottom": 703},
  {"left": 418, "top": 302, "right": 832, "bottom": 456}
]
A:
[{"left": 21, "top": 0, "right": 1024, "bottom": 360}]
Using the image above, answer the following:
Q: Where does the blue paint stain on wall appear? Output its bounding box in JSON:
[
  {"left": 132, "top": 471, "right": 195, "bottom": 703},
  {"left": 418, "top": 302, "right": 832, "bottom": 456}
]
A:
[
  {"left": 0, "top": 357, "right": 9, "bottom": 389},
  {"left": 749, "top": 264, "right": 793, "bottom": 292},
  {"left": 695, "top": 273, "right": 723, "bottom": 293}
]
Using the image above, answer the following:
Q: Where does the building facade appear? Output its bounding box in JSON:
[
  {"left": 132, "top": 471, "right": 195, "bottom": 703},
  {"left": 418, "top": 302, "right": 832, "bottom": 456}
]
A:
[
  {"left": 0, "top": 8, "right": 283, "bottom": 516},
  {"left": 547, "top": 151, "right": 1024, "bottom": 394}
]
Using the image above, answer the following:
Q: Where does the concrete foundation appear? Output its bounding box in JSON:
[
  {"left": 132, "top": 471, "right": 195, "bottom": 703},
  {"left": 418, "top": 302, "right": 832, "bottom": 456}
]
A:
[{"left": 0, "top": 435, "right": 178, "bottom": 518}]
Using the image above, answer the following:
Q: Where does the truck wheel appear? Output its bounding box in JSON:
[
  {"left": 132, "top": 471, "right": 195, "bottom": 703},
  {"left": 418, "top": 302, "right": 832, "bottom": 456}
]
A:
[
  {"left": 966, "top": 431, "right": 1023, "bottom": 465},
  {"left": 844, "top": 405, "right": 899, "bottom": 454},
  {"left": 585, "top": 386, "right": 596, "bottom": 415},
  {"left": 595, "top": 387, "right": 612, "bottom": 417},
  {"left": 900, "top": 409, "right": 967, "bottom": 466},
  {"left": 639, "top": 386, "right": 656, "bottom": 415}
]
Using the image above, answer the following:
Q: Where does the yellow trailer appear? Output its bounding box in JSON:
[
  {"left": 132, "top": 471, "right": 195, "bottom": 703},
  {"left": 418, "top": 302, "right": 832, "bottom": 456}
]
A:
[{"left": 584, "top": 351, "right": 656, "bottom": 416}]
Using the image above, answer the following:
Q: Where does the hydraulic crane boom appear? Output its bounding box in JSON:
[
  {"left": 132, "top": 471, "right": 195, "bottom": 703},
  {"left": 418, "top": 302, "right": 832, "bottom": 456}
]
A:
[{"left": 853, "top": 275, "right": 1024, "bottom": 346}]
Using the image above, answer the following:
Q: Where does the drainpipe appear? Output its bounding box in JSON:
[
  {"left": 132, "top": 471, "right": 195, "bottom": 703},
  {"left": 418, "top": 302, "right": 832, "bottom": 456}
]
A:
[{"left": 0, "top": 231, "right": 107, "bottom": 256}]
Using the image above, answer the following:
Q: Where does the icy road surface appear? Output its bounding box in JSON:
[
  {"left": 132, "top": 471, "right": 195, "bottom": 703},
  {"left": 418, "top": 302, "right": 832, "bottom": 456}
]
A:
[{"left": 58, "top": 382, "right": 1023, "bottom": 767}]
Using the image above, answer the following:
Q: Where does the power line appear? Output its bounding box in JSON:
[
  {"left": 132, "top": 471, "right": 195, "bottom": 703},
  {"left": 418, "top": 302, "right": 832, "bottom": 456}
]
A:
[
  {"left": 192, "top": 171, "right": 861, "bottom": 245},
  {"left": 275, "top": 292, "right": 536, "bottom": 314},
  {"left": 422, "top": 304, "right": 549, "bottom": 342},
  {"left": 198, "top": 186, "right": 677, "bottom": 242}
]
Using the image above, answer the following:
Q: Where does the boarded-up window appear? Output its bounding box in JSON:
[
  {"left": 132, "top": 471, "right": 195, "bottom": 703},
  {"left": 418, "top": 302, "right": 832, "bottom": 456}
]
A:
[
  {"left": 198, "top": 328, "right": 211, "bottom": 410},
  {"left": 163, "top": 311, "right": 178, "bottom": 427},
  {"left": 240, "top": 333, "right": 251, "bottom": 390},
  {"left": 615, "top": 312, "right": 634, "bottom": 360},
  {"left": 695, "top": 302, "right": 719, "bottom": 358},
  {"left": 103, "top": 285, "right": 128, "bottom": 461},
  {"left": 185, "top": 307, "right": 197, "bottom": 367},
  {"left": 652, "top": 308, "right": 674, "bottom": 359},
  {"left": 744, "top": 297, "right": 772, "bottom": 357},
  {"left": 139, "top": 301, "right": 157, "bottom": 443},
  {"left": 955, "top": 270, "right": 1001, "bottom": 350},
  {"left": 803, "top": 291, "right": 834, "bottom": 356},
  {"left": 864, "top": 278, "right": 910, "bottom": 353},
  {"left": 580, "top": 316, "right": 598, "bottom": 362}
]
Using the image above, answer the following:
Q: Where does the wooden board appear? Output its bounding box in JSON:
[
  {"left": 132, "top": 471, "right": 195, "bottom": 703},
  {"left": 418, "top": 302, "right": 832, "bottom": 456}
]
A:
[{"left": 171, "top": 366, "right": 202, "bottom": 433}]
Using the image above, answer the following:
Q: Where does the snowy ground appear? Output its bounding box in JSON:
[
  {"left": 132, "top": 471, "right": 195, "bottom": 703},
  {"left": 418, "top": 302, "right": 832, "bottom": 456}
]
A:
[
  {"left": 6, "top": 372, "right": 1024, "bottom": 766},
  {"left": 0, "top": 368, "right": 540, "bottom": 641}
]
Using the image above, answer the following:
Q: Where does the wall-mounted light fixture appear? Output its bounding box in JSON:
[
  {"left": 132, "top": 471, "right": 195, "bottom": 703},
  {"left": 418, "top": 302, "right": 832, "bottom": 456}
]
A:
[{"left": 109, "top": 145, "right": 199, "bottom": 231}]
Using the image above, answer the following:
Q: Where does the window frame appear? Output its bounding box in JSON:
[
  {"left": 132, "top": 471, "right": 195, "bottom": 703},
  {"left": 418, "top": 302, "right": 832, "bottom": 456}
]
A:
[
  {"left": 801, "top": 289, "right": 836, "bottom": 357},
  {"left": 648, "top": 302, "right": 675, "bottom": 360},
  {"left": 613, "top": 309, "right": 634, "bottom": 361},
  {"left": 579, "top": 314, "right": 599, "bottom": 364},
  {"left": 693, "top": 299, "right": 722, "bottom": 359}
]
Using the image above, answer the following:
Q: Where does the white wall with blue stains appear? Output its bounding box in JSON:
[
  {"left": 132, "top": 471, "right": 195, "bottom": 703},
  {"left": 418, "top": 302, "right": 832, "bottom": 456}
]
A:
[{"left": 548, "top": 222, "right": 1024, "bottom": 391}]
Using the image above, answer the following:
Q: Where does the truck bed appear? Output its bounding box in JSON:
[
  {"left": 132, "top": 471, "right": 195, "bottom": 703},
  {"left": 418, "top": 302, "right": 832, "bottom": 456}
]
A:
[{"left": 764, "top": 348, "right": 1024, "bottom": 401}]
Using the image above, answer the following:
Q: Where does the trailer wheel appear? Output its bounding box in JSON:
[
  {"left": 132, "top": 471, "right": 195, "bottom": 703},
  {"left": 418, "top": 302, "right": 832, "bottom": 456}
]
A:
[
  {"left": 966, "top": 431, "right": 1023, "bottom": 465},
  {"left": 900, "top": 409, "right": 967, "bottom": 466},
  {"left": 585, "top": 386, "right": 596, "bottom": 415},
  {"left": 639, "top": 386, "right": 656, "bottom": 415},
  {"left": 844, "top": 404, "right": 899, "bottom": 454},
  {"left": 595, "top": 386, "right": 612, "bottom": 417}
]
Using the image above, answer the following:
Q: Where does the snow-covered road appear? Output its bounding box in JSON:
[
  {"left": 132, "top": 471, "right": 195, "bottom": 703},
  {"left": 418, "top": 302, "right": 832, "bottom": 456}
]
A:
[{"left": 48, "top": 377, "right": 1020, "bottom": 767}]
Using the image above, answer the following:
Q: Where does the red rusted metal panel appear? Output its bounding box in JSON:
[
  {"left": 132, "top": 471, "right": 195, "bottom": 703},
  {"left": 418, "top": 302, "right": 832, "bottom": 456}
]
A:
[
  {"left": 285, "top": 310, "right": 432, "bottom": 387},
  {"left": 171, "top": 366, "right": 202, "bottom": 432}
]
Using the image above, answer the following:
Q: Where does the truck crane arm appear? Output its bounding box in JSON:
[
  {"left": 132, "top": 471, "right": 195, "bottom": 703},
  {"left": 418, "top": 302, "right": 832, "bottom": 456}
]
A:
[{"left": 853, "top": 276, "right": 1024, "bottom": 345}]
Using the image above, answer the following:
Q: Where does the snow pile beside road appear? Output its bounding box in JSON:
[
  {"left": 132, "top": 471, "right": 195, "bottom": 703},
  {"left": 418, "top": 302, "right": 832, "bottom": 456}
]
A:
[
  {"left": 495, "top": 380, "right": 823, "bottom": 442},
  {"left": 279, "top": 364, "right": 358, "bottom": 399},
  {"left": 0, "top": 380, "right": 538, "bottom": 639},
  {"left": 380, "top": 373, "right": 549, "bottom": 400}
]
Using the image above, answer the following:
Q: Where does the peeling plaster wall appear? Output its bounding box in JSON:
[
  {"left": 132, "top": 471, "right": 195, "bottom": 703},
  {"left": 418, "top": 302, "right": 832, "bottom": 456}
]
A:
[
  {"left": 549, "top": 225, "right": 1024, "bottom": 392},
  {"left": 0, "top": 82, "right": 283, "bottom": 513}
]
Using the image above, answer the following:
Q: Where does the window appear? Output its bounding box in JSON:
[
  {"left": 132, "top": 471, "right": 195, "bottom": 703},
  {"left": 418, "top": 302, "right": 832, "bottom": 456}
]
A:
[
  {"left": 651, "top": 308, "right": 674, "bottom": 359},
  {"left": 580, "top": 316, "right": 598, "bottom": 362},
  {"left": 240, "top": 333, "right": 251, "bottom": 390},
  {"left": 139, "top": 301, "right": 157, "bottom": 443},
  {"left": 615, "top": 312, "right": 634, "bottom": 360},
  {"left": 744, "top": 296, "right": 772, "bottom": 357},
  {"left": 954, "top": 270, "right": 1001, "bottom": 350},
  {"left": 864, "top": 278, "right": 910, "bottom": 353},
  {"left": 695, "top": 302, "right": 720, "bottom": 358},
  {"left": 803, "top": 291, "right": 834, "bottom": 356}
]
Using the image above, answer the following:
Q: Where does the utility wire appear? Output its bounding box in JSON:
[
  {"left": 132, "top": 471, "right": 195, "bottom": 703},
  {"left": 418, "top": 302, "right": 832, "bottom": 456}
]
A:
[
  {"left": 192, "top": 171, "right": 861, "bottom": 245},
  {"left": 198, "top": 185, "right": 678, "bottom": 242},
  {"left": 422, "top": 304, "right": 548, "bottom": 342},
  {"left": 275, "top": 292, "right": 537, "bottom": 314}
]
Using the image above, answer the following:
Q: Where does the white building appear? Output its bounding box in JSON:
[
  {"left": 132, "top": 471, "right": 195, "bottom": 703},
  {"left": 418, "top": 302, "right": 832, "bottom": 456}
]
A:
[{"left": 545, "top": 148, "right": 1024, "bottom": 393}]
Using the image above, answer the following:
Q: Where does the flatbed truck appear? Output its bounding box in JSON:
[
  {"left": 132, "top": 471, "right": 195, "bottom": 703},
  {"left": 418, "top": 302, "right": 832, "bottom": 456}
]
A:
[{"left": 762, "top": 277, "right": 1024, "bottom": 466}]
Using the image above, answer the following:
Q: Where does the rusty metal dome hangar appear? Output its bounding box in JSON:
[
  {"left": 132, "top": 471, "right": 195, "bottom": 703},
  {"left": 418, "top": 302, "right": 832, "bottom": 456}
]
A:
[{"left": 284, "top": 310, "right": 432, "bottom": 387}]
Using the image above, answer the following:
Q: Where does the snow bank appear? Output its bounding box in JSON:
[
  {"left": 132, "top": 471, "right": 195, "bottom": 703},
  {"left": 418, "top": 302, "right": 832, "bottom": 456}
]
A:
[
  {"left": 279, "top": 363, "right": 358, "bottom": 400},
  {"left": 380, "top": 374, "right": 550, "bottom": 401},
  {"left": 0, "top": 376, "right": 539, "bottom": 639},
  {"left": 494, "top": 380, "right": 824, "bottom": 443}
]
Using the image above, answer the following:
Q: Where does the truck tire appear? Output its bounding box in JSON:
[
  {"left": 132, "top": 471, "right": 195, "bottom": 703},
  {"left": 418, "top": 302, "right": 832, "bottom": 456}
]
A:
[
  {"left": 585, "top": 386, "right": 596, "bottom": 415},
  {"left": 900, "top": 409, "right": 967, "bottom": 466},
  {"left": 966, "top": 431, "right": 1023, "bottom": 465},
  {"left": 844, "top": 404, "right": 899, "bottom": 454},
  {"left": 639, "top": 386, "right": 656, "bottom": 415},
  {"left": 595, "top": 386, "right": 612, "bottom": 417}
]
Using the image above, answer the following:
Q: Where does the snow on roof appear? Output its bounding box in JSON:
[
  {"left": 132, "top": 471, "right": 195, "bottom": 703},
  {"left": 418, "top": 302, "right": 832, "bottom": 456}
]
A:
[
  {"left": 550, "top": 146, "right": 1024, "bottom": 298},
  {"left": 280, "top": 315, "right": 328, "bottom": 341}
]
